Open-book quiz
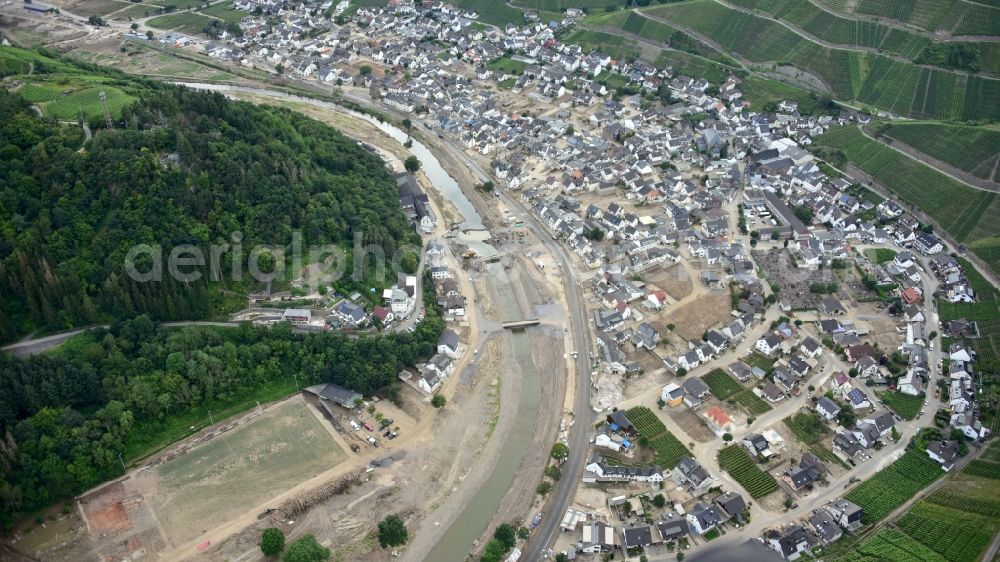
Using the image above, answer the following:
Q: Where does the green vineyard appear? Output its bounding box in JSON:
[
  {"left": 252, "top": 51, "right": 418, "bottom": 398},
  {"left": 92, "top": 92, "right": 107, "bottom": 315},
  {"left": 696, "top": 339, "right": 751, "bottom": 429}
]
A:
[
  {"left": 895, "top": 502, "right": 996, "bottom": 562},
  {"left": 625, "top": 406, "right": 667, "bottom": 437},
  {"left": 926, "top": 490, "right": 1000, "bottom": 518},
  {"left": 641, "top": 0, "right": 1000, "bottom": 121},
  {"left": 813, "top": 126, "right": 1000, "bottom": 276},
  {"left": 702, "top": 369, "right": 744, "bottom": 400},
  {"left": 844, "top": 450, "right": 944, "bottom": 522},
  {"left": 625, "top": 406, "right": 690, "bottom": 469},
  {"left": 963, "top": 459, "right": 1000, "bottom": 479},
  {"left": 837, "top": 528, "right": 946, "bottom": 562},
  {"left": 649, "top": 433, "right": 690, "bottom": 469},
  {"left": 718, "top": 445, "right": 778, "bottom": 498},
  {"left": 733, "top": 389, "right": 772, "bottom": 415},
  {"left": 881, "top": 123, "right": 1000, "bottom": 183}
]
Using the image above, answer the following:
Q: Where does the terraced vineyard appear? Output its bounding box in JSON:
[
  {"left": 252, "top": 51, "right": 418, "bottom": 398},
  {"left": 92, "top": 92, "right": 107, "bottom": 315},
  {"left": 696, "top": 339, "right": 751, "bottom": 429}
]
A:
[
  {"left": 640, "top": 0, "right": 1000, "bottom": 121},
  {"left": 725, "top": 0, "right": 929, "bottom": 58},
  {"left": 718, "top": 445, "right": 778, "bottom": 498},
  {"left": 702, "top": 369, "right": 743, "bottom": 400},
  {"left": 844, "top": 449, "right": 944, "bottom": 522},
  {"left": 852, "top": 0, "right": 1000, "bottom": 35},
  {"left": 880, "top": 123, "right": 1000, "bottom": 183},
  {"left": 813, "top": 126, "right": 1000, "bottom": 276},
  {"left": 16, "top": 83, "right": 65, "bottom": 102},
  {"left": 43, "top": 86, "right": 134, "bottom": 120}
]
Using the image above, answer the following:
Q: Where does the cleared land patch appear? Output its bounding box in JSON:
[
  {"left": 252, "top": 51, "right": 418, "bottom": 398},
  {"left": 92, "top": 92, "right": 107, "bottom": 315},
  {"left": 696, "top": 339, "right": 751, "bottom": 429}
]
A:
[{"left": 142, "top": 398, "right": 346, "bottom": 544}]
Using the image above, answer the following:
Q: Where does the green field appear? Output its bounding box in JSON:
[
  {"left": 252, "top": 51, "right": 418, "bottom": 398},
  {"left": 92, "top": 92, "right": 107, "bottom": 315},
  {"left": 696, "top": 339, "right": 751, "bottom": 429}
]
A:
[
  {"left": 865, "top": 248, "right": 897, "bottom": 264},
  {"left": 148, "top": 11, "right": 216, "bottom": 35},
  {"left": 486, "top": 56, "right": 528, "bottom": 74},
  {"left": 448, "top": 0, "right": 527, "bottom": 26},
  {"left": 813, "top": 126, "right": 1000, "bottom": 275},
  {"left": 718, "top": 445, "right": 778, "bottom": 498},
  {"left": 880, "top": 123, "right": 1000, "bottom": 183},
  {"left": 702, "top": 369, "right": 744, "bottom": 400},
  {"left": 562, "top": 28, "right": 642, "bottom": 61},
  {"left": 200, "top": 1, "right": 246, "bottom": 24},
  {"left": 844, "top": 450, "right": 944, "bottom": 523},
  {"left": 880, "top": 391, "right": 923, "bottom": 420},
  {"left": 151, "top": 399, "right": 345, "bottom": 542},
  {"left": 641, "top": 0, "right": 1000, "bottom": 121}
]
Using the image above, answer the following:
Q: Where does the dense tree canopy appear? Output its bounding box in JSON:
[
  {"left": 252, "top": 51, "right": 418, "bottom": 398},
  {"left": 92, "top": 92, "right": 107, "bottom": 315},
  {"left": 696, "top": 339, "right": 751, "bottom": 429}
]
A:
[
  {"left": 0, "top": 70, "right": 416, "bottom": 341},
  {"left": 0, "top": 309, "right": 442, "bottom": 527}
]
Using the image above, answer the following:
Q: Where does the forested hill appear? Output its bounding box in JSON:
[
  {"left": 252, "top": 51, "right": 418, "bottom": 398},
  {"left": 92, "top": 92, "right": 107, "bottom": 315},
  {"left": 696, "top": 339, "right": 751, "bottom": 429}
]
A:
[{"left": 0, "top": 59, "right": 415, "bottom": 341}]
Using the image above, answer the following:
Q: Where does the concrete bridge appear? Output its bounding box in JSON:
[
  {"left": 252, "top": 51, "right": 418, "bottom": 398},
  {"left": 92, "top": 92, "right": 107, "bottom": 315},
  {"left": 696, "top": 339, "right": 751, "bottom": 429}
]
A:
[{"left": 501, "top": 318, "right": 540, "bottom": 329}]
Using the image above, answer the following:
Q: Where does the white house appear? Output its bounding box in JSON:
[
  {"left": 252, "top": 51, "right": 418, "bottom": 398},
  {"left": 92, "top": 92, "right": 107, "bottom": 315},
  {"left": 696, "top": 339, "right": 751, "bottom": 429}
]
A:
[{"left": 756, "top": 334, "right": 783, "bottom": 356}]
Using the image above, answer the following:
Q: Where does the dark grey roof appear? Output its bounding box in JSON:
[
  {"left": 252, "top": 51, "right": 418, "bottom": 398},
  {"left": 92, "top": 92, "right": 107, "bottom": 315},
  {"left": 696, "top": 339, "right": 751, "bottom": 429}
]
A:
[
  {"left": 307, "top": 383, "right": 362, "bottom": 408},
  {"left": 437, "top": 329, "right": 460, "bottom": 350},
  {"left": 621, "top": 525, "right": 653, "bottom": 548},
  {"left": 656, "top": 517, "right": 689, "bottom": 541}
]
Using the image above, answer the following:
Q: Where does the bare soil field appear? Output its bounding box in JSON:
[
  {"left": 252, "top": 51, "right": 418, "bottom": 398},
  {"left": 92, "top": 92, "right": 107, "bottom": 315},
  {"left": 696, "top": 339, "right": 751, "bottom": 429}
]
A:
[
  {"left": 667, "top": 407, "right": 716, "bottom": 443},
  {"left": 645, "top": 261, "right": 693, "bottom": 301},
  {"left": 670, "top": 290, "right": 732, "bottom": 341},
  {"left": 0, "top": 15, "right": 88, "bottom": 47},
  {"left": 142, "top": 399, "right": 346, "bottom": 544}
]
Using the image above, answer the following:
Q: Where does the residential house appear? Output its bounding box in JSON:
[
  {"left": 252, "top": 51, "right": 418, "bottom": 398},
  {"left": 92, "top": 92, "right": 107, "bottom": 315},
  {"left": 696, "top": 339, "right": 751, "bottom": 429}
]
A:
[
  {"left": 675, "top": 456, "right": 713, "bottom": 492},
  {"left": 579, "top": 521, "right": 616, "bottom": 554},
  {"left": 621, "top": 526, "right": 656, "bottom": 551},
  {"left": 808, "top": 510, "right": 842, "bottom": 545},
  {"left": 766, "top": 525, "right": 814, "bottom": 561},
  {"left": 686, "top": 502, "right": 723, "bottom": 535},
  {"left": 714, "top": 491, "right": 747, "bottom": 523},
  {"left": 437, "top": 329, "right": 460, "bottom": 358},
  {"left": 756, "top": 333, "right": 783, "bottom": 356},
  {"left": 825, "top": 499, "right": 864, "bottom": 531},
  {"left": 816, "top": 396, "right": 841, "bottom": 421},
  {"left": 926, "top": 440, "right": 960, "bottom": 471}
]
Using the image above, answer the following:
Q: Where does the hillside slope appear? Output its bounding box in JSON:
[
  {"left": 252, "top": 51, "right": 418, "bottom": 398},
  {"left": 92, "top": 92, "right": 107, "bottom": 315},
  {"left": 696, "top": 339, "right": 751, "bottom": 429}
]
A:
[{"left": 0, "top": 48, "right": 415, "bottom": 341}]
